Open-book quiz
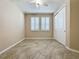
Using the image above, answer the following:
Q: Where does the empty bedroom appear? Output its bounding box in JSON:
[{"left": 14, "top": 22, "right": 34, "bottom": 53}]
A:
[{"left": 0, "top": 0, "right": 79, "bottom": 59}]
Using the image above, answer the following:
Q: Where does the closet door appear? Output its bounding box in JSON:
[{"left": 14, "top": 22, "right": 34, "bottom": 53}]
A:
[{"left": 55, "top": 7, "right": 66, "bottom": 46}]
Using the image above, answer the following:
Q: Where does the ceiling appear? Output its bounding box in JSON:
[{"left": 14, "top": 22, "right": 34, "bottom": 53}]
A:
[{"left": 11, "top": 0, "right": 66, "bottom": 13}]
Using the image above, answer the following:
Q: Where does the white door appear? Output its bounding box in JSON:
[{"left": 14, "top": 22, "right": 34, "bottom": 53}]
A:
[{"left": 54, "top": 7, "right": 66, "bottom": 46}]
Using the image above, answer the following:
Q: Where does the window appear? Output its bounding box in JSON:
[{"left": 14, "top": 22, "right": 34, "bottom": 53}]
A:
[
  {"left": 31, "top": 16, "right": 50, "bottom": 31},
  {"left": 31, "top": 17, "right": 39, "bottom": 31},
  {"left": 41, "top": 17, "right": 50, "bottom": 31}
]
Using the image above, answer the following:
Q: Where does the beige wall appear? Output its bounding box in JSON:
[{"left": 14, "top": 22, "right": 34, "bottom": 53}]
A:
[
  {"left": 0, "top": 0, "right": 24, "bottom": 52},
  {"left": 24, "top": 13, "right": 53, "bottom": 38},
  {"left": 70, "top": 0, "right": 79, "bottom": 51}
]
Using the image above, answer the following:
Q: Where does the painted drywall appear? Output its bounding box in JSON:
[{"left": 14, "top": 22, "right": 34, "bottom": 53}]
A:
[
  {"left": 70, "top": 0, "right": 79, "bottom": 51},
  {"left": 24, "top": 13, "right": 53, "bottom": 38},
  {"left": 0, "top": 0, "right": 24, "bottom": 52},
  {"left": 54, "top": 7, "right": 66, "bottom": 46}
]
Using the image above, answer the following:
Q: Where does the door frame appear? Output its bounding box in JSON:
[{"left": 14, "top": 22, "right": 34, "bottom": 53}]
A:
[{"left": 66, "top": 0, "right": 70, "bottom": 47}]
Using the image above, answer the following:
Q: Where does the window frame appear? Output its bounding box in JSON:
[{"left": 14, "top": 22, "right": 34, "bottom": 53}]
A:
[
  {"left": 41, "top": 16, "right": 50, "bottom": 32},
  {"left": 30, "top": 16, "right": 40, "bottom": 32},
  {"left": 30, "top": 16, "right": 50, "bottom": 32}
]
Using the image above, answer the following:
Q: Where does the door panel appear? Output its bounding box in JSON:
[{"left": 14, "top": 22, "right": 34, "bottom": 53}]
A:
[{"left": 54, "top": 7, "right": 66, "bottom": 46}]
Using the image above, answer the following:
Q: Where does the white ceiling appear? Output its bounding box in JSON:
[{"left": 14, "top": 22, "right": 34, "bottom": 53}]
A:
[{"left": 11, "top": 0, "right": 66, "bottom": 13}]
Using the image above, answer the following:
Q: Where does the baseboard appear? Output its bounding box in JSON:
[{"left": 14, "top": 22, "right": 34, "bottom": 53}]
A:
[
  {"left": 0, "top": 38, "right": 25, "bottom": 55},
  {"left": 66, "top": 47, "right": 79, "bottom": 54},
  {"left": 55, "top": 39, "right": 79, "bottom": 54},
  {"left": 25, "top": 37, "right": 55, "bottom": 40}
]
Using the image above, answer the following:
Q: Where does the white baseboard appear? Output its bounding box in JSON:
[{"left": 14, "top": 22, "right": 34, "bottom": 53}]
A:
[
  {"left": 0, "top": 38, "right": 25, "bottom": 55},
  {"left": 55, "top": 39, "right": 79, "bottom": 54},
  {"left": 1, "top": 38, "right": 79, "bottom": 55},
  {"left": 66, "top": 47, "right": 79, "bottom": 54},
  {"left": 25, "top": 37, "right": 55, "bottom": 40}
]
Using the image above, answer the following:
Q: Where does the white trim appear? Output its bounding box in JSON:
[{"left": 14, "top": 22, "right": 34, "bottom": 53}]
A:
[
  {"left": 66, "top": 0, "right": 70, "bottom": 47},
  {"left": 66, "top": 47, "right": 79, "bottom": 54},
  {"left": 0, "top": 38, "right": 25, "bottom": 55},
  {"left": 1, "top": 38, "right": 79, "bottom": 55},
  {"left": 25, "top": 37, "right": 55, "bottom": 40},
  {"left": 55, "top": 39, "right": 79, "bottom": 54}
]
